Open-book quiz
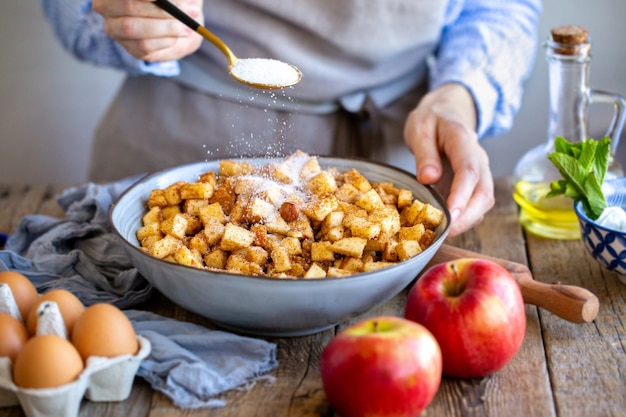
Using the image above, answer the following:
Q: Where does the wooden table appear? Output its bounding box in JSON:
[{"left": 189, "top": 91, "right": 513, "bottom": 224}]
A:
[{"left": 1, "top": 178, "right": 625, "bottom": 417}]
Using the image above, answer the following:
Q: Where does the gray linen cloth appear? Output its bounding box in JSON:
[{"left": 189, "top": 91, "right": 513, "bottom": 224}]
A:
[{"left": 0, "top": 178, "right": 278, "bottom": 408}]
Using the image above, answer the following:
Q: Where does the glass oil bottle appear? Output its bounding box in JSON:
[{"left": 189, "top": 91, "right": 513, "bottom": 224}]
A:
[{"left": 512, "top": 25, "right": 626, "bottom": 240}]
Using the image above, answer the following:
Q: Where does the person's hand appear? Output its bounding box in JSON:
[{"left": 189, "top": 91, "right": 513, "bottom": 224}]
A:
[
  {"left": 92, "top": 0, "right": 204, "bottom": 62},
  {"left": 404, "top": 83, "right": 494, "bottom": 237}
]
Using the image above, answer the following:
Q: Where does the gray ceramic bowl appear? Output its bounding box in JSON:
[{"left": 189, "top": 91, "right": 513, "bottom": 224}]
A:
[
  {"left": 575, "top": 177, "right": 626, "bottom": 284},
  {"left": 109, "top": 157, "right": 450, "bottom": 337}
]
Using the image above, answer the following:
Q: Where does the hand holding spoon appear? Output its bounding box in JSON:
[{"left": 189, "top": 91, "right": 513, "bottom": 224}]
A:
[{"left": 153, "top": 0, "right": 302, "bottom": 89}]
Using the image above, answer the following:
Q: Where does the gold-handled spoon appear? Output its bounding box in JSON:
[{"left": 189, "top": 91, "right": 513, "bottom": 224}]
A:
[{"left": 153, "top": 0, "right": 302, "bottom": 90}]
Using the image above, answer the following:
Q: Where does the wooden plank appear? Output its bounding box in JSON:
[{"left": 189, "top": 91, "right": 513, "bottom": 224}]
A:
[
  {"left": 527, "top": 234, "right": 626, "bottom": 416},
  {"left": 0, "top": 181, "right": 588, "bottom": 417},
  {"left": 139, "top": 332, "right": 335, "bottom": 417},
  {"left": 199, "top": 323, "right": 333, "bottom": 416},
  {"left": 0, "top": 183, "right": 66, "bottom": 236},
  {"left": 78, "top": 382, "right": 153, "bottom": 417},
  {"left": 0, "top": 184, "right": 34, "bottom": 235},
  {"left": 113, "top": 294, "right": 333, "bottom": 417},
  {"left": 38, "top": 184, "right": 68, "bottom": 219},
  {"left": 183, "top": 178, "right": 554, "bottom": 417},
  {"left": 133, "top": 178, "right": 557, "bottom": 417},
  {"left": 418, "top": 178, "right": 555, "bottom": 417}
]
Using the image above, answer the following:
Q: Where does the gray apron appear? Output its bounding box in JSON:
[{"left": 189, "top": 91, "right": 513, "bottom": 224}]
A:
[{"left": 89, "top": 0, "right": 448, "bottom": 182}]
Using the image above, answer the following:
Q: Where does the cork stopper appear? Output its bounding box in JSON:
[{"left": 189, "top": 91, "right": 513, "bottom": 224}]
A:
[
  {"left": 549, "top": 25, "right": 590, "bottom": 56},
  {"left": 551, "top": 25, "right": 589, "bottom": 45}
]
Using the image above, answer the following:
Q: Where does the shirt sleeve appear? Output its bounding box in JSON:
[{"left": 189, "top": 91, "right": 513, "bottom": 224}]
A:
[
  {"left": 40, "top": 0, "right": 180, "bottom": 76},
  {"left": 430, "top": 0, "right": 542, "bottom": 139}
]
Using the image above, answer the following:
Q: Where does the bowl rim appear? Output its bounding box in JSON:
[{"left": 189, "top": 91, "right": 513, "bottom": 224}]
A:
[
  {"left": 574, "top": 200, "right": 626, "bottom": 235},
  {"left": 108, "top": 155, "right": 451, "bottom": 283}
]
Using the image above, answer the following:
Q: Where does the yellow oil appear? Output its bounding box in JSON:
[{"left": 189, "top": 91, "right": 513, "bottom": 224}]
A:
[{"left": 513, "top": 181, "right": 581, "bottom": 240}]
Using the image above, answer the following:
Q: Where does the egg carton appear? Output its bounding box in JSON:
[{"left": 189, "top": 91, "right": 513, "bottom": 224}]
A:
[{"left": 0, "top": 335, "right": 151, "bottom": 417}]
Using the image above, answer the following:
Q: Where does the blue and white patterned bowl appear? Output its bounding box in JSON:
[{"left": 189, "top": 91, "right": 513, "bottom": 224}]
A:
[{"left": 575, "top": 177, "right": 626, "bottom": 283}]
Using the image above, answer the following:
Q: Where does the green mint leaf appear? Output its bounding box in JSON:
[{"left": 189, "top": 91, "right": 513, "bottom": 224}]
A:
[
  {"left": 592, "top": 137, "right": 611, "bottom": 184},
  {"left": 563, "top": 182, "right": 583, "bottom": 200},
  {"left": 546, "top": 136, "right": 609, "bottom": 220},
  {"left": 546, "top": 152, "right": 587, "bottom": 196},
  {"left": 583, "top": 171, "right": 607, "bottom": 219},
  {"left": 547, "top": 179, "right": 566, "bottom": 198},
  {"left": 554, "top": 136, "right": 573, "bottom": 154},
  {"left": 577, "top": 138, "right": 597, "bottom": 172}
]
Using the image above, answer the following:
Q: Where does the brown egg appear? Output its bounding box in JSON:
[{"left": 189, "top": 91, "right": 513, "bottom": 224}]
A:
[
  {"left": 26, "top": 289, "right": 85, "bottom": 336},
  {"left": 0, "top": 313, "right": 29, "bottom": 361},
  {"left": 71, "top": 303, "right": 138, "bottom": 361},
  {"left": 0, "top": 271, "right": 39, "bottom": 321},
  {"left": 13, "top": 334, "right": 84, "bottom": 389}
]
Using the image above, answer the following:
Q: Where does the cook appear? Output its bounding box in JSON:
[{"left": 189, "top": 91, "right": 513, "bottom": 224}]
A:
[{"left": 40, "top": 0, "right": 542, "bottom": 237}]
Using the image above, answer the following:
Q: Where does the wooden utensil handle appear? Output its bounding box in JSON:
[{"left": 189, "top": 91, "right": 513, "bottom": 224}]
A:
[{"left": 427, "top": 244, "right": 599, "bottom": 323}]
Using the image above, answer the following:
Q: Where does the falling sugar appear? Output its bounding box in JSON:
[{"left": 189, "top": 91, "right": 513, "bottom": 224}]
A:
[
  {"left": 202, "top": 62, "right": 301, "bottom": 161},
  {"left": 230, "top": 58, "right": 301, "bottom": 88}
]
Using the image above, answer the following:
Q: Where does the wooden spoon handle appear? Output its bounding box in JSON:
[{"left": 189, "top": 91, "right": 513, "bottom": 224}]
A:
[{"left": 427, "top": 244, "right": 599, "bottom": 323}]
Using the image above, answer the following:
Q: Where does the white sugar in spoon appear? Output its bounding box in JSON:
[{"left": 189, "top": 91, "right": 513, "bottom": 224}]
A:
[{"left": 153, "top": 0, "right": 302, "bottom": 90}]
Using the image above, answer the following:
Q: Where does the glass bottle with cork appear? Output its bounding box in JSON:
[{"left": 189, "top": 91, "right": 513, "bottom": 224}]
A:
[{"left": 512, "top": 25, "right": 626, "bottom": 240}]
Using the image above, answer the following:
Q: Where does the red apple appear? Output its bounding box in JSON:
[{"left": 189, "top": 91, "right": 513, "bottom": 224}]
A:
[
  {"left": 404, "top": 258, "right": 526, "bottom": 378},
  {"left": 320, "top": 316, "right": 442, "bottom": 417}
]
